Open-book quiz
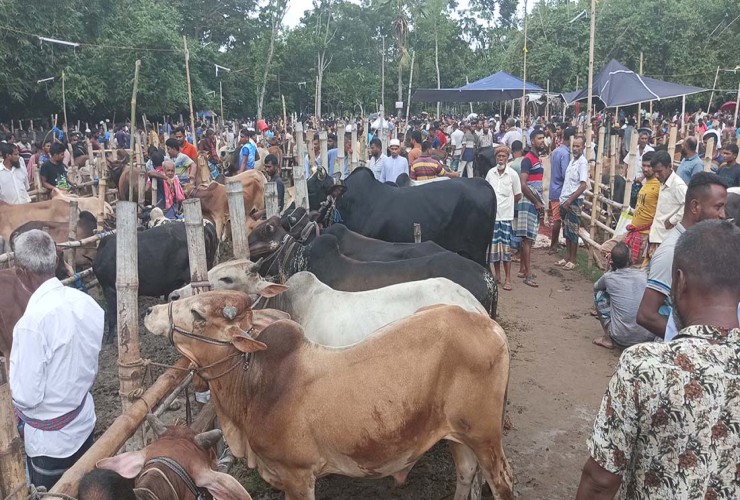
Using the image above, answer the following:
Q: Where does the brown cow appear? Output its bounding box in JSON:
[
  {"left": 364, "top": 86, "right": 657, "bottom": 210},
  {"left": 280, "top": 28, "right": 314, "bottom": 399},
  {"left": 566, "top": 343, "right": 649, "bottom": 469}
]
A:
[
  {"left": 144, "top": 291, "right": 513, "bottom": 500},
  {"left": 80, "top": 414, "right": 251, "bottom": 500},
  {"left": 189, "top": 170, "right": 266, "bottom": 241},
  {"left": 0, "top": 269, "right": 32, "bottom": 358}
]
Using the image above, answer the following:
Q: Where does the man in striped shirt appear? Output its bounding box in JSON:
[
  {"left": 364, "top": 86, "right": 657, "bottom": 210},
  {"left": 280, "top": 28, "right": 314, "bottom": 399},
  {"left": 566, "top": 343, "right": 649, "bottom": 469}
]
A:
[{"left": 410, "top": 141, "right": 460, "bottom": 181}]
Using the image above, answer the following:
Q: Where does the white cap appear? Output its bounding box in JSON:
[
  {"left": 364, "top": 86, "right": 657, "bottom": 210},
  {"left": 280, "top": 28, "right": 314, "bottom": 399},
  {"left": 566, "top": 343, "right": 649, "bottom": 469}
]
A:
[
  {"left": 345, "top": 124, "right": 353, "bottom": 133},
  {"left": 389, "top": 139, "right": 401, "bottom": 147}
]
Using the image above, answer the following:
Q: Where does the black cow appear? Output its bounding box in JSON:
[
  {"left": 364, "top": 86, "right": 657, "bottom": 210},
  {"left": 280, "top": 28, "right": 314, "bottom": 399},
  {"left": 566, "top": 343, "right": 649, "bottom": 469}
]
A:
[
  {"left": 93, "top": 220, "right": 218, "bottom": 341},
  {"left": 312, "top": 167, "right": 496, "bottom": 267},
  {"left": 252, "top": 231, "right": 498, "bottom": 318}
]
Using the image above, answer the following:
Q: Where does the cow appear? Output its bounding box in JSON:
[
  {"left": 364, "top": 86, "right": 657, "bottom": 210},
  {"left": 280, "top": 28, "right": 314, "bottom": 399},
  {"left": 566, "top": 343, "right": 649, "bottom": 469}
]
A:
[
  {"left": 117, "top": 165, "right": 150, "bottom": 204},
  {"left": 395, "top": 173, "right": 451, "bottom": 187},
  {"left": 143, "top": 291, "right": 513, "bottom": 500},
  {"left": 311, "top": 167, "right": 496, "bottom": 266},
  {"left": 80, "top": 414, "right": 251, "bottom": 500},
  {"left": 168, "top": 259, "right": 286, "bottom": 301},
  {"left": 251, "top": 231, "right": 498, "bottom": 318},
  {"left": 93, "top": 220, "right": 218, "bottom": 340},
  {"left": 188, "top": 170, "right": 266, "bottom": 241},
  {"left": 9, "top": 211, "right": 99, "bottom": 268},
  {"left": 0, "top": 269, "right": 32, "bottom": 358}
]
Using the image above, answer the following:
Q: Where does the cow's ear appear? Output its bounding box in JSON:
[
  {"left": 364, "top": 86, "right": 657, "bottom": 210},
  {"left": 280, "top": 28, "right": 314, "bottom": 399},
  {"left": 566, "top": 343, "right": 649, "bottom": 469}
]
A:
[
  {"left": 193, "top": 468, "right": 253, "bottom": 500},
  {"left": 256, "top": 282, "right": 288, "bottom": 298},
  {"left": 95, "top": 450, "right": 147, "bottom": 479},
  {"left": 227, "top": 325, "right": 268, "bottom": 353}
]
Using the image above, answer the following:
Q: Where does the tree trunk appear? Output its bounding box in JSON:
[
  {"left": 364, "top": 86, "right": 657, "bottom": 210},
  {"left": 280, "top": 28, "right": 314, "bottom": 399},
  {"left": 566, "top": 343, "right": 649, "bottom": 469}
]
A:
[
  {"left": 397, "top": 59, "right": 403, "bottom": 119},
  {"left": 317, "top": 54, "right": 324, "bottom": 119},
  {"left": 257, "top": 25, "right": 277, "bottom": 121},
  {"left": 435, "top": 31, "right": 441, "bottom": 118}
]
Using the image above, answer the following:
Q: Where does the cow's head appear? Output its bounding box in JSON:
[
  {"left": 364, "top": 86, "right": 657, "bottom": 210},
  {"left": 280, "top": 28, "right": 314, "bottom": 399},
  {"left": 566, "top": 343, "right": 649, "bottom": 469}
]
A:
[
  {"left": 247, "top": 216, "right": 288, "bottom": 259},
  {"left": 145, "top": 291, "right": 274, "bottom": 364},
  {"left": 92, "top": 414, "right": 251, "bottom": 500},
  {"left": 168, "top": 259, "right": 288, "bottom": 301}
]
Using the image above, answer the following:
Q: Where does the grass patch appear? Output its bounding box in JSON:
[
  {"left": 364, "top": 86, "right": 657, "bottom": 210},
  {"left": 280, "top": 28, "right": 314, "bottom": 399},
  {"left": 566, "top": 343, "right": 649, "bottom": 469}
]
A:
[{"left": 555, "top": 247, "right": 604, "bottom": 282}]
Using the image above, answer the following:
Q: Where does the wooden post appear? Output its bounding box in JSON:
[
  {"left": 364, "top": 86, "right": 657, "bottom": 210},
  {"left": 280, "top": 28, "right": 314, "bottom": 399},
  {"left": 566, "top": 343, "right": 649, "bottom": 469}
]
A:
[
  {"left": 182, "top": 199, "right": 210, "bottom": 290},
  {"left": 414, "top": 223, "right": 421, "bottom": 243},
  {"left": 226, "top": 180, "right": 250, "bottom": 259},
  {"left": 359, "top": 117, "right": 367, "bottom": 167},
  {"left": 65, "top": 200, "right": 78, "bottom": 274},
  {"left": 622, "top": 132, "right": 639, "bottom": 209},
  {"left": 350, "top": 122, "right": 359, "bottom": 171},
  {"left": 136, "top": 142, "right": 146, "bottom": 209},
  {"left": 183, "top": 36, "right": 198, "bottom": 184},
  {"left": 667, "top": 125, "right": 678, "bottom": 167},
  {"left": 703, "top": 138, "right": 715, "bottom": 172},
  {"left": 319, "top": 130, "right": 328, "bottom": 173},
  {"left": 307, "top": 127, "right": 317, "bottom": 173},
  {"left": 293, "top": 164, "right": 309, "bottom": 209},
  {"left": 734, "top": 81, "right": 740, "bottom": 132},
  {"left": 87, "top": 138, "right": 98, "bottom": 198},
  {"left": 265, "top": 182, "right": 279, "bottom": 218},
  {"left": 128, "top": 60, "right": 141, "bottom": 202},
  {"left": 379, "top": 108, "right": 388, "bottom": 154},
  {"left": 585, "top": 0, "right": 596, "bottom": 140},
  {"left": 707, "top": 65, "right": 721, "bottom": 114},
  {"left": 62, "top": 71, "right": 69, "bottom": 137},
  {"left": 97, "top": 161, "right": 108, "bottom": 231},
  {"left": 405, "top": 50, "right": 415, "bottom": 126},
  {"left": 588, "top": 127, "right": 606, "bottom": 267},
  {"left": 0, "top": 361, "right": 26, "bottom": 500},
  {"left": 336, "top": 122, "right": 345, "bottom": 178},
  {"left": 607, "top": 134, "right": 616, "bottom": 225},
  {"left": 116, "top": 201, "right": 145, "bottom": 451}
]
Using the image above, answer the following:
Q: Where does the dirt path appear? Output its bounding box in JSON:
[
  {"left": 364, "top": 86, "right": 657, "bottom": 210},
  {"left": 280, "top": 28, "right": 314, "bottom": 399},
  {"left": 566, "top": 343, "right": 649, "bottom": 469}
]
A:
[{"left": 91, "top": 249, "right": 620, "bottom": 499}]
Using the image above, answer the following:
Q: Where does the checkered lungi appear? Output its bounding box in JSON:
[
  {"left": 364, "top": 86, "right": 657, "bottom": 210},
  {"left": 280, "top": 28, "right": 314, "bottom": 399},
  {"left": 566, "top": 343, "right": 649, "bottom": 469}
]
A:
[
  {"left": 451, "top": 153, "right": 461, "bottom": 171},
  {"left": 514, "top": 180, "right": 544, "bottom": 241},
  {"left": 560, "top": 199, "right": 582, "bottom": 243},
  {"left": 489, "top": 220, "right": 513, "bottom": 263}
]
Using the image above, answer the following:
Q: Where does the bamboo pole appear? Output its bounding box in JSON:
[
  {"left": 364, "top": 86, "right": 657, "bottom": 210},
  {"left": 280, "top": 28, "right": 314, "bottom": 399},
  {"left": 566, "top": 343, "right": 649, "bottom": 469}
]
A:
[
  {"left": 319, "top": 130, "right": 328, "bottom": 173},
  {"left": 116, "top": 201, "right": 145, "bottom": 452},
  {"left": 703, "top": 138, "right": 715, "bottom": 172},
  {"left": 521, "top": 0, "right": 529, "bottom": 124},
  {"left": 64, "top": 200, "right": 78, "bottom": 274},
  {"left": 59, "top": 267, "right": 95, "bottom": 286},
  {"left": 87, "top": 138, "right": 98, "bottom": 198},
  {"left": 707, "top": 65, "right": 721, "bottom": 113},
  {"left": 0, "top": 362, "right": 26, "bottom": 500},
  {"left": 184, "top": 36, "right": 199, "bottom": 184},
  {"left": 136, "top": 142, "right": 146, "bottom": 209},
  {"left": 667, "top": 125, "right": 678, "bottom": 167},
  {"left": 265, "top": 182, "right": 279, "bottom": 219},
  {"left": 97, "top": 160, "right": 108, "bottom": 232},
  {"left": 293, "top": 164, "right": 309, "bottom": 209},
  {"left": 62, "top": 71, "right": 68, "bottom": 137},
  {"left": 336, "top": 122, "right": 345, "bottom": 177},
  {"left": 226, "top": 180, "right": 250, "bottom": 259},
  {"left": 588, "top": 127, "right": 606, "bottom": 267},
  {"left": 734, "top": 82, "right": 740, "bottom": 131},
  {"left": 622, "top": 132, "right": 639, "bottom": 210},
  {"left": 585, "top": 0, "right": 596, "bottom": 161},
  {"left": 295, "top": 121, "right": 305, "bottom": 174},
  {"left": 351, "top": 122, "right": 359, "bottom": 171},
  {"left": 405, "top": 50, "right": 415, "bottom": 127},
  {"left": 182, "top": 199, "right": 210, "bottom": 292},
  {"left": 128, "top": 60, "right": 141, "bottom": 202},
  {"left": 49, "top": 357, "right": 191, "bottom": 498},
  {"left": 307, "top": 127, "right": 317, "bottom": 171},
  {"left": 607, "top": 134, "right": 616, "bottom": 225}
]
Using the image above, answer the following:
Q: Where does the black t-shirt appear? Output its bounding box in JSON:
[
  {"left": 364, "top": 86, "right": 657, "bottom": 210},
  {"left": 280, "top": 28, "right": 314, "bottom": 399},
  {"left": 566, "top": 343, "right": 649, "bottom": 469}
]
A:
[
  {"left": 40, "top": 160, "right": 68, "bottom": 187},
  {"left": 717, "top": 163, "right": 740, "bottom": 188}
]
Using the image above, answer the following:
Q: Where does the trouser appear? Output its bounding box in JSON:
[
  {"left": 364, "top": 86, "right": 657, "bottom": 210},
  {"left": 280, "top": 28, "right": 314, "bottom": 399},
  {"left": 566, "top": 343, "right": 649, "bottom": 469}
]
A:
[
  {"left": 27, "top": 431, "right": 94, "bottom": 490},
  {"left": 459, "top": 160, "right": 474, "bottom": 178}
]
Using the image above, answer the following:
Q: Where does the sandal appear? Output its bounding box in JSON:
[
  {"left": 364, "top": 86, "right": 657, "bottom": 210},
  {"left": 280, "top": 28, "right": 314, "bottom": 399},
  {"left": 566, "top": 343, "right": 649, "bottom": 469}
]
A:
[
  {"left": 523, "top": 276, "right": 539, "bottom": 288},
  {"left": 517, "top": 272, "right": 526, "bottom": 278},
  {"left": 563, "top": 262, "right": 576, "bottom": 270},
  {"left": 503, "top": 281, "right": 513, "bottom": 291},
  {"left": 555, "top": 259, "right": 567, "bottom": 267}
]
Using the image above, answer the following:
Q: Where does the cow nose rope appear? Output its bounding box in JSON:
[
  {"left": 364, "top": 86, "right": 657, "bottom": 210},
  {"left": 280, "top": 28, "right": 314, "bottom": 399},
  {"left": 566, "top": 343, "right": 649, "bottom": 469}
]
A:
[{"left": 139, "top": 456, "right": 208, "bottom": 500}]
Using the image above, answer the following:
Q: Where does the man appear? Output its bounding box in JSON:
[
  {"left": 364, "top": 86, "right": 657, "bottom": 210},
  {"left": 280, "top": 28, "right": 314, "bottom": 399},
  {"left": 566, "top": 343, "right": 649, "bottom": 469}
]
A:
[
  {"left": 174, "top": 126, "right": 198, "bottom": 161},
  {"left": 556, "top": 136, "right": 589, "bottom": 270},
  {"left": 0, "top": 143, "right": 31, "bottom": 204},
  {"left": 40, "top": 143, "right": 71, "bottom": 191},
  {"left": 10, "top": 230, "right": 103, "bottom": 489},
  {"left": 622, "top": 117, "right": 635, "bottom": 154},
  {"left": 410, "top": 141, "right": 460, "bottom": 181},
  {"left": 675, "top": 136, "right": 703, "bottom": 184},
  {"left": 164, "top": 138, "right": 195, "bottom": 184},
  {"left": 716, "top": 143, "right": 740, "bottom": 187},
  {"left": 303, "top": 136, "right": 321, "bottom": 177},
  {"left": 637, "top": 172, "right": 727, "bottom": 339},
  {"left": 486, "top": 145, "right": 522, "bottom": 291},
  {"left": 478, "top": 121, "right": 494, "bottom": 153},
  {"left": 548, "top": 127, "right": 574, "bottom": 254},
  {"left": 515, "top": 129, "right": 546, "bottom": 287},
  {"left": 577, "top": 219, "right": 740, "bottom": 500},
  {"left": 406, "top": 130, "right": 422, "bottom": 165},
  {"left": 501, "top": 118, "right": 521, "bottom": 149},
  {"left": 623, "top": 132, "right": 654, "bottom": 206},
  {"left": 326, "top": 133, "right": 351, "bottom": 179},
  {"left": 70, "top": 133, "right": 87, "bottom": 159},
  {"left": 592, "top": 242, "right": 657, "bottom": 350},
  {"left": 264, "top": 154, "right": 284, "bottom": 212},
  {"left": 379, "top": 139, "right": 408, "bottom": 183},
  {"left": 508, "top": 140, "right": 524, "bottom": 174},
  {"left": 145, "top": 149, "right": 166, "bottom": 208},
  {"left": 114, "top": 126, "right": 129, "bottom": 150},
  {"left": 449, "top": 122, "right": 464, "bottom": 172},
  {"left": 15, "top": 132, "right": 33, "bottom": 162},
  {"left": 434, "top": 122, "right": 447, "bottom": 148},
  {"left": 648, "top": 151, "right": 687, "bottom": 246},
  {"left": 621, "top": 151, "right": 660, "bottom": 265},
  {"left": 240, "top": 129, "right": 258, "bottom": 173},
  {"left": 367, "top": 138, "right": 386, "bottom": 181},
  {"left": 198, "top": 129, "right": 221, "bottom": 180},
  {"left": 459, "top": 124, "right": 478, "bottom": 178}
]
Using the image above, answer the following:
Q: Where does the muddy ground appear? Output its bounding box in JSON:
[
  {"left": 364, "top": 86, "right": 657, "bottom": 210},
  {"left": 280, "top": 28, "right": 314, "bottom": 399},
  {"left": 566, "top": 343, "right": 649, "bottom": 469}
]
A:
[{"left": 90, "top": 248, "right": 620, "bottom": 499}]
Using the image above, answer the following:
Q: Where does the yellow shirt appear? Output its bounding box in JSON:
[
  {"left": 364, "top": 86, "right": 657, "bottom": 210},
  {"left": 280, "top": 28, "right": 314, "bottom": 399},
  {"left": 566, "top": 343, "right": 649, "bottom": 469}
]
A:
[{"left": 631, "top": 177, "right": 660, "bottom": 233}]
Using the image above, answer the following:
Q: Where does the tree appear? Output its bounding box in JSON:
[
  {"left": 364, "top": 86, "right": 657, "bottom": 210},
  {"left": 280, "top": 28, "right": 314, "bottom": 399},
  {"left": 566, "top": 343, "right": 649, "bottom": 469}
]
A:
[{"left": 257, "top": 0, "right": 289, "bottom": 121}]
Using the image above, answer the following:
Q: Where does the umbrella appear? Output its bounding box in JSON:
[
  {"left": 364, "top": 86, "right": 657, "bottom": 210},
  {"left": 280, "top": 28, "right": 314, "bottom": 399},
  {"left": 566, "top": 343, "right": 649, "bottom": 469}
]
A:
[{"left": 720, "top": 101, "right": 737, "bottom": 112}]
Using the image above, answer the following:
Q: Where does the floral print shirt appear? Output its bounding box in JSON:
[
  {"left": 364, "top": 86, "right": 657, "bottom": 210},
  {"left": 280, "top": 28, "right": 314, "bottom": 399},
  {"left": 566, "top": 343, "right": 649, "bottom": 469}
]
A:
[{"left": 588, "top": 325, "right": 740, "bottom": 499}]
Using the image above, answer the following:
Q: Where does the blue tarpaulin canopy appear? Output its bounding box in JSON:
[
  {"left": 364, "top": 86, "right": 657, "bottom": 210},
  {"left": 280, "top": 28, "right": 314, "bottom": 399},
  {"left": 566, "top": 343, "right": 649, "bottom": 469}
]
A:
[
  {"left": 566, "top": 59, "right": 706, "bottom": 108},
  {"left": 412, "top": 71, "right": 544, "bottom": 103}
]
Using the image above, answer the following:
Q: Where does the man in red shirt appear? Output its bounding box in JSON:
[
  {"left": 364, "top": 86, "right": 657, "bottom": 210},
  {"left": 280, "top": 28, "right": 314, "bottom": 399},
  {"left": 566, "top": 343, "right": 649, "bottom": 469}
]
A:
[{"left": 174, "top": 126, "right": 198, "bottom": 161}]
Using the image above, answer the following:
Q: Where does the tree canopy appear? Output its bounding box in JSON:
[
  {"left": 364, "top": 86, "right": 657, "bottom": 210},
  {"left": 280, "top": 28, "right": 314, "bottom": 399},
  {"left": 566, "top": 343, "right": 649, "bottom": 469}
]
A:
[{"left": 1, "top": 0, "right": 738, "bottom": 122}]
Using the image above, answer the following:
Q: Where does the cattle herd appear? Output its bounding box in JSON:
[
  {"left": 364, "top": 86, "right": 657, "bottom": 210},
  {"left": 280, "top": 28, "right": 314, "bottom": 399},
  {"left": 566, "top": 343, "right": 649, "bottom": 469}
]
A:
[{"left": 1, "top": 160, "right": 512, "bottom": 499}]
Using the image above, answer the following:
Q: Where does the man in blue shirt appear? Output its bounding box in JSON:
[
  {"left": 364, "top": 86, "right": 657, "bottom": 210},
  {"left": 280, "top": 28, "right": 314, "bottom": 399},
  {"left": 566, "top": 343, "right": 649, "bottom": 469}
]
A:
[
  {"left": 675, "top": 136, "right": 703, "bottom": 184},
  {"left": 548, "top": 126, "right": 575, "bottom": 254},
  {"left": 326, "top": 133, "right": 351, "bottom": 179},
  {"left": 239, "top": 128, "right": 257, "bottom": 171}
]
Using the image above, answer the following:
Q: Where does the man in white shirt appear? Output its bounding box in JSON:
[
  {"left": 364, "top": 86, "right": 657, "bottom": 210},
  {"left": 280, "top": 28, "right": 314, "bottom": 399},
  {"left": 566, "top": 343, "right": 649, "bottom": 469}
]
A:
[
  {"left": 556, "top": 136, "right": 589, "bottom": 270},
  {"left": 449, "top": 122, "right": 464, "bottom": 171},
  {"left": 623, "top": 132, "right": 654, "bottom": 205},
  {"left": 379, "top": 139, "right": 408, "bottom": 183},
  {"left": 367, "top": 138, "right": 386, "bottom": 181},
  {"left": 485, "top": 145, "right": 522, "bottom": 290},
  {"left": 10, "top": 230, "right": 104, "bottom": 489},
  {"left": 0, "top": 143, "right": 31, "bottom": 204},
  {"left": 648, "top": 151, "right": 687, "bottom": 245},
  {"left": 501, "top": 118, "right": 522, "bottom": 149}
]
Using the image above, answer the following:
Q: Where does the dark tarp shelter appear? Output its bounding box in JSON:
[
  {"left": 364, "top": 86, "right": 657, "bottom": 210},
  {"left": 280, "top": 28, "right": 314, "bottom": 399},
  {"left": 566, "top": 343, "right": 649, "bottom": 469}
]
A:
[
  {"left": 412, "top": 71, "right": 544, "bottom": 103},
  {"left": 566, "top": 59, "right": 706, "bottom": 108}
]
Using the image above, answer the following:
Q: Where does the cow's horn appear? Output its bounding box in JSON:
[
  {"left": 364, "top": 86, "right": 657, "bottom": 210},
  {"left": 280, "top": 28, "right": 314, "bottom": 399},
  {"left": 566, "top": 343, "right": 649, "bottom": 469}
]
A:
[
  {"left": 247, "top": 257, "right": 264, "bottom": 273},
  {"left": 194, "top": 429, "right": 222, "bottom": 449},
  {"left": 223, "top": 305, "right": 238, "bottom": 320},
  {"left": 146, "top": 413, "right": 167, "bottom": 437}
]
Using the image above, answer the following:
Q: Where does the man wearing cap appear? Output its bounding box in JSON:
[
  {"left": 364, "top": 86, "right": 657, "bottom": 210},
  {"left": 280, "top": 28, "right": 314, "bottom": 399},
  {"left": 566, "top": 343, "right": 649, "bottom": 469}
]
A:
[
  {"left": 449, "top": 122, "right": 464, "bottom": 172},
  {"left": 379, "top": 139, "right": 408, "bottom": 183}
]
